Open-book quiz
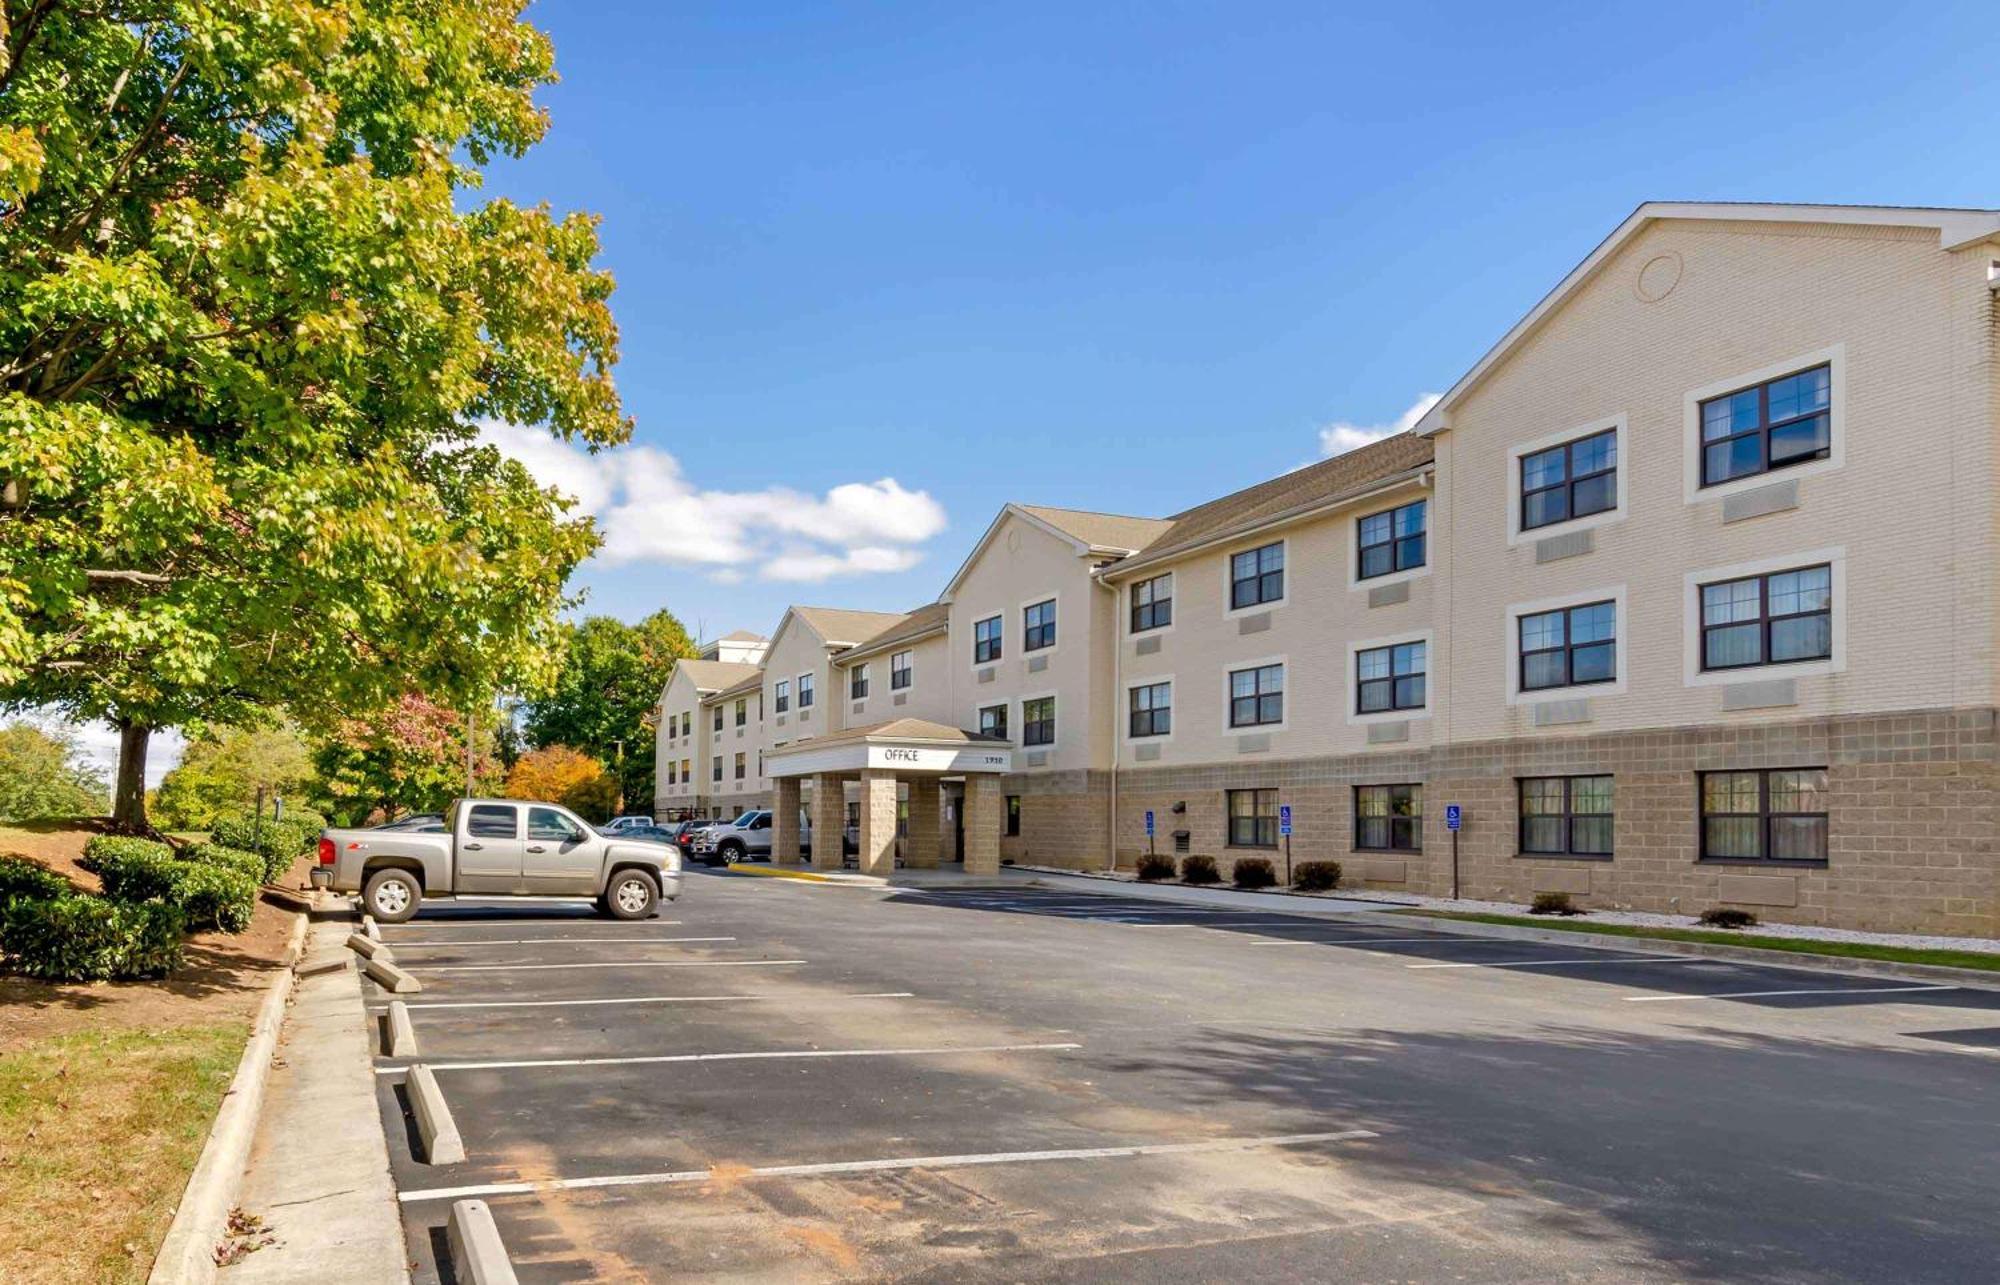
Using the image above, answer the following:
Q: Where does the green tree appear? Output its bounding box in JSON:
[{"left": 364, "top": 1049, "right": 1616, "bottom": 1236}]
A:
[
  {"left": 0, "top": 720, "right": 107, "bottom": 820},
  {"left": 0, "top": 2, "right": 627, "bottom": 829},
  {"left": 152, "top": 721, "right": 313, "bottom": 830},
  {"left": 521, "top": 610, "right": 695, "bottom": 808}
]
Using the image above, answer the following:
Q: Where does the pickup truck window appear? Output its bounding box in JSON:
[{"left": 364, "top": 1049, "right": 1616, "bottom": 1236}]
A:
[
  {"left": 468, "top": 804, "right": 518, "bottom": 838},
  {"left": 527, "top": 807, "right": 584, "bottom": 843}
]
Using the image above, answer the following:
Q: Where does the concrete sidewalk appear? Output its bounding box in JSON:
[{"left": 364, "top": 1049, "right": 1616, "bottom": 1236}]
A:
[{"left": 221, "top": 913, "right": 408, "bottom": 1284}]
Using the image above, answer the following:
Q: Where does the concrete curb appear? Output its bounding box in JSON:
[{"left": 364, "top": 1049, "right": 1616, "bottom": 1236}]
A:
[
  {"left": 728, "top": 864, "right": 880, "bottom": 884},
  {"left": 1013, "top": 868, "right": 1389, "bottom": 916},
  {"left": 385, "top": 1000, "right": 418, "bottom": 1057},
  {"left": 148, "top": 907, "right": 311, "bottom": 1285},
  {"left": 346, "top": 931, "right": 391, "bottom": 961},
  {"left": 363, "top": 957, "right": 422, "bottom": 994},
  {"left": 361, "top": 914, "right": 382, "bottom": 941},
  {"left": 296, "top": 950, "right": 350, "bottom": 977},
  {"left": 407, "top": 1064, "right": 466, "bottom": 1164},
  {"left": 448, "top": 1200, "right": 519, "bottom": 1284}
]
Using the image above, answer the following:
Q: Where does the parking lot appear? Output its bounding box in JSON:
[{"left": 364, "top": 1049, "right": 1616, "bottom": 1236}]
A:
[{"left": 362, "top": 872, "right": 2000, "bottom": 1282}]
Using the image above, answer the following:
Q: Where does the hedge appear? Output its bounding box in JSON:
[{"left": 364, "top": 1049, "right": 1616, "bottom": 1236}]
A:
[
  {"left": 183, "top": 842, "right": 266, "bottom": 884},
  {"left": 78, "top": 834, "right": 173, "bottom": 875},
  {"left": 0, "top": 896, "right": 185, "bottom": 980},
  {"left": 1294, "top": 860, "right": 1342, "bottom": 892},
  {"left": 1179, "top": 854, "right": 1220, "bottom": 885},
  {"left": 1231, "top": 857, "right": 1276, "bottom": 889},
  {"left": 208, "top": 814, "right": 310, "bottom": 882},
  {"left": 1135, "top": 854, "right": 1175, "bottom": 881},
  {"left": 0, "top": 856, "right": 70, "bottom": 906},
  {"left": 284, "top": 807, "right": 330, "bottom": 834},
  {"left": 89, "top": 848, "right": 257, "bottom": 934}
]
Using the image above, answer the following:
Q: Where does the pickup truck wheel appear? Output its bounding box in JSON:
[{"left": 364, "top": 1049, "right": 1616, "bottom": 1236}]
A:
[
  {"left": 362, "top": 869, "right": 421, "bottom": 924},
  {"left": 718, "top": 840, "right": 744, "bottom": 865},
  {"left": 604, "top": 871, "right": 657, "bottom": 920}
]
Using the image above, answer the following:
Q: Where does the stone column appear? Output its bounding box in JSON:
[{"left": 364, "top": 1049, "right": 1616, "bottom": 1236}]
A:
[
  {"left": 963, "top": 775, "right": 1001, "bottom": 876},
  {"left": 810, "top": 773, "right": 845, "bottom": 871},
  {"left": 858, "top": 770, "right": 899, "bottom": 877},
  {"left": 772, "top": 777, "right": 801, "bottom": 864},
  {"left": 905, "top": 780, "right": 941, "bottom": 869}
]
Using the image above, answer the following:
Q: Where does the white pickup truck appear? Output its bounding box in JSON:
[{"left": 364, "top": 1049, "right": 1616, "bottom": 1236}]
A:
[{"left": 313, "top": 798, "right": 681, "bottom": 923}]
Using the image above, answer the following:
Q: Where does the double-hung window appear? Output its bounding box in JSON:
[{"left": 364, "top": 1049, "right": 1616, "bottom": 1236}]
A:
[
  {"left": 712, "top": 707, "right": 723, "bottom": 733},
  {"left": 733, "top": 699, "right": 746, "bottom": 727},
  {"left": 978, "top": 703, "right": 1008, "bottom": 740},
  {"left": 1519, "top": 776, "right": 1613, "bottom": 857},
  {"left": 1700, "top": 365, "right": 1831, "bottom": 487},
  {"left": 1022, "top": 696, "right": 1055, "bottom": 747},
  {"left": 1520, "top": 601, "right": 1616, "bottom": 691},
  {"left": 1227, "top": 788, "right": 1278, "bottom": 848},
  {"left": 733, "top": 752, "right": 745, "bottom": 781},
  {"left": 1699, "top": 565, "right": 1831, "bottom": 671},
  {"left": 1521, "top": 429, "right": 1616, "bottom": 530},
  {"left": 1358, "top": 500, "right": 1426, "bottom": 580},
  {"left": 1228, "top": 664, "right": 1283, "bottom": 728},
  {"left": 1355, "top": 784, "right": 1421, "bottom": 851},
  {"left": 773, "top": 679, "right": 789, "bottom": 713},
  {"left": 1700, "top": 769, "right": 1829, "bottom": 863},
  {"left": 1356, "top": 642, "right": 1426, "bottom": 714},
  {"left": 1230, "top": 542, "right": 1284, "bottom": 609},
  {"left": 798, "top": 673, "right": 815, "bottom": 708},
  {"left": 851, "top": 665, "right": 869, "bottom": 699},
  {"left": 1129, "top": 682, "right": 1171, "bottom": 738},
  {"left": 1131, "top": 574, "right": 1172, "bottom": 632},
  {"left": 1024, "top": 599, "right": 1056, "bottom": 651},
  {"left": 891, "top": 650, "right": 912, "bottom": 690},
  {"left": 666, "top": 762, "right": 677, "bottom": 785},
  {"left": 711, "top": 757, "right": 722, "bottom": 783},
  {"left": 974, "top": 614, "right": 1003, "bottom": 664}
]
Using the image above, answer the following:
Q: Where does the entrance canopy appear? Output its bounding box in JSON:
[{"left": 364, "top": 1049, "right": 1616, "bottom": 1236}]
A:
[{"left": 766, "top": 718, "right": 1012, "bottom": 778}]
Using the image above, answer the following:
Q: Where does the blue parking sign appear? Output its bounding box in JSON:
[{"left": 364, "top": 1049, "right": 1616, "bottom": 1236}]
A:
[
  {"left": 1144, "top": 810, "right": 1155, "bottom": 837},
  {"left": 1279, "top": 804, "right": 1292, "bottom": 837},
  {"left": 1445, "top": 803, "right": 1462, "bottom": 831}
]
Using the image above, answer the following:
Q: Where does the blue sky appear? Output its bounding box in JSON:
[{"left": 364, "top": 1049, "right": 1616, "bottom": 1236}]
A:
[{"left": 480, "top": 0, "right": 2000, "bottom": 641}]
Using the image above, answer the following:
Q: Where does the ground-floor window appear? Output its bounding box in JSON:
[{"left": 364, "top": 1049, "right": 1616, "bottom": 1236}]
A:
[
  {"left": 1700, "top": 768, "right": 1829, "bottom": 864},
  {"left": 1355, "top": 784, "right": 1422, "bottom": 851},
  {"left": 1227, "top": 788, "right": 1278, "bottom": 848},
  {"left": 1519, "top": 775, "right": 1613, "bottom": 858},
  {"left": 1005, "top": 794, "right": 1021, "bottom": 836}
]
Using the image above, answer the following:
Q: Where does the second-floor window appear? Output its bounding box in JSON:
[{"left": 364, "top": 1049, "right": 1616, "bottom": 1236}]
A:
[
  {"left": 1358, "top": 499, "right": 1426, "bottom": 580},
  {"left": 734, "top": 699, "right": 746, "bottom": 727},
  {"left": 1701, "top": 364, "right": 1831, "bottom": 487},
  {"left": 680, "top": 758, "right": 689, "bottom": 782},
  {"left": 1520, "top": 601, "right": 1616, "bottom": 691},
  {"left": 974, "top": 614, "right": 1002, "bottom": 664},
  {"left": 1129, "top": 682, "right": 1171, "bottom": 738},
  {"left": 851, "top": 665, "right": 869, "bottom": 699},
  {"left": 1024, "top": 598, "right": 1056, "bottom": 651},
  {"left": 891, "top": 650, "right": 912, "bottom": 689},
  {"left": 1228, "top": 663, "right": 1284, "bottom": 728},
  {"left": 1131, "top": 573, "right": 1172, "bottom": 631},
  {"left": 712, "top": 707, "right": 722, "bottom": 733},
  {"left": 1522, "top": 428, "right": 1616, "bottom": 530},
  {"left": 1230, "top": 542, "right": 1284, "bottom": 609},
  {"left": 1357, "top": 641, "right": 1426, "bottom": 714},
  {"left": 712, "top": 757, "right": 722, "bottom": 782},
  {"left": 733, "top": 752, "right": 745, "bottom": 781},
  {"left": 798, "top": 673, "right": 815, "bottom": 707},
  {"left": 979, "top": 703, "right": 1008, "bottom": 740},
  {"left": 773, "top": 679, "right": 789, "bottom": 713},
  {"left": 1700, "top": 565, "right": 1832, "bottom": 671},
  {"left": 1022, "top": 696, "right": 1055, "bottom": 747},
  {"left": 666, "top": 762, "right": 677, "bottom": 784}
]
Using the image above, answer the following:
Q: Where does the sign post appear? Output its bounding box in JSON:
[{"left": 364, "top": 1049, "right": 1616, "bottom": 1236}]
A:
[
  {"left": 1444, "top": 804, "right": 1463, "bottom": 899},
  {"left": 1144, "top": 809, "right": 1155, "bottom": 860},
  {"left": 1279, "top": 804, "right": 1294, "bottom": 886}
]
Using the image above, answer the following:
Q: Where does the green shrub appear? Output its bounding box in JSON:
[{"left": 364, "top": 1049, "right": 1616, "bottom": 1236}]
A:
[
  {"left": 0, "top": 855, "right": 70, "bottom": 906},
  {"left": 183, "top": 842, "right": 265, "bottom": 883},
  {"left": 91, "top": 848, "right": 257, "bottom": 933},
  {"left": 1135, "top": 854, "right": 1176, "bottom": 881},
  {"left": 0, "top": 896, "right": 185, "bottom": 980},
  {"left": 1529, "top": 891, "right": 1583, "bottom": 916},
  {"left": 1231, "top": 857, "right": 1276, "bottom": 889},
  {"left": 208, "top": 814, "right": 309, "bottom": 881},
  {"left": 1294, "top": 860, "right": 1342, "bottom": 892},
  {"left": 1179, "top": 855, "right": 1219, "bottom": 885},
  {"left": 283, "top": 807, "right": 329, "bottom": 834},
  {"left": 78, "top": 834, "right": 173, "bottom": 875},
  {"left": 1697, "top": 907, "right": 1758, "bottom": 930}
]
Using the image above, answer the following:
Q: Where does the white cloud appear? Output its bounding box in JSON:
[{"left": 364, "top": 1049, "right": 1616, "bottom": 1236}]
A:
[
  {"left": 1318, "top": 392, "right": 1441, "bottom": 458},
  {"left": 26, "top": 717, "right": 186, "bottom": 789},
  {"left": 476, "top": 422, "right": 948, "bottom": 584}
]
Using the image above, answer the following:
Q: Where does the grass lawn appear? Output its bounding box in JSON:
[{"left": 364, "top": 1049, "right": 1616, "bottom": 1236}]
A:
[
  {"left": 1397, "top": 909, "right": 2000, "bottom": 972},
  {"left": 0, "top": 1022, "right": 249, "bottom": 1284}
]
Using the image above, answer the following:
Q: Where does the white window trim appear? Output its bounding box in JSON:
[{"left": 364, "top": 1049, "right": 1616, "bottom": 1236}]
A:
[
  {"left": 1018, "top": 690, "right": 1059, "bottom": 755},
  {"left": 1122, "top": 674, "right": 1176, "bottom": 747},
  {"left": 973, "top": 698, "right": 1013, "bottom": 744},
  {"left": 1222, "top": 654, "right": 1289, "bottom": 736},
  {"left": 1683, "top": 547, "right": 1846, "bottom": 688},
  {"left": 1019, "top": 592, "right": 1060, "bottom": 658},
  {"left": 1125, "top": 571, "right": 1178, "bottom": 639},
  {"left": 1223, "top": 537, "right": 1289, "bottom": 619},
  {"left": 795, "top": 672, "right": 816, "bottom": 709},
  {"left": 1505, "top": 585, "right": 1629, "bottom": 705},
  {"left": 1683, "top": 343, "right": 1846, "bottom": 505},
  {"left": 1346, "top": 629, "right": 1435, "bottom": 725},
  {"left": 1506, "top": 414, "right": 1629, "bottom": 546},
  {"left": 1347, "top": 496, "right": 1434, "bottom": 592},
  {"left": 890, "top": 649, "right": 914, "bottom": 691},
  {"left": 969, "top": 610, "right": 1005, "bottom": 671},
  {"left": 849, "top": 662, "right": 870, "bottom": 702}
]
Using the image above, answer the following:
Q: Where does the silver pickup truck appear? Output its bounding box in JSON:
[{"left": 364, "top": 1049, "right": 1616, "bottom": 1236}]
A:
[{"left": 312, "top": 798, "right": 682, "bottom": 923}]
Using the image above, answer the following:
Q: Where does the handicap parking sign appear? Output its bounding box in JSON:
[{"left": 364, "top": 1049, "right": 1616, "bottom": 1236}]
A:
[
  {"left": 1445, "top": 803, "right": 1462, "bottom": 831},
  {"left": 1144, "top": 809, "right": 1155, "bottom": 837},
  {"left": 1278, "top": 804, "right": 1292, "bottom": 837}
]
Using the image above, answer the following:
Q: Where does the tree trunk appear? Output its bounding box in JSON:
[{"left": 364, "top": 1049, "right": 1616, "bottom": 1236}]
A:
[{"left": 111, "top": 719, "right": 151, "bottom": 832}]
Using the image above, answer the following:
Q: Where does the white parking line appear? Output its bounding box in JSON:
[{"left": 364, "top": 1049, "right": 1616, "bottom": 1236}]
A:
[
  {"left": 374, "top": 1040, "right": 1082, "bottom": 1075},
  {"left": 408, "top": 959, "right": 807, "bottom": 973},
  {"left": 385, "top": 936, "right": 735, "bottom": 948},
  {"left": 1250, "top": 936, "right": 1466, "bottom": 947},
  {"left": 379, "top": 992, "right": 916, "bottom": 1013},
  {"left": 1625, "top": 984, "right": 1959, "bottom": 1003},
  {"left": 394, "top": 1128, "right": 1378, "bottom": 1203},
  {"left": 382, "top": 922, "right": 681, "bottom": 932},
  {"left": 1407, "top": 957, "right": 1709, "bottom": 971}
]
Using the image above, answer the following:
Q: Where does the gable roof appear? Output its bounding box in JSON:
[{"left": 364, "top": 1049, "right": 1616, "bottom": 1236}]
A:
[
  {"left": 716, "top": 629, "right": 765, "bottom": 643},
  {"left": 1098, "top": 432, "right": 1434, "bottom": 580},
  {"left": 1414, "top": 201, "right": 2000, "bottom": 437},
  {"left": 1014, "top": 506, "right": 1175, "bottom": 555},
  {"left": 831, "top": 601, "right": 950, "bottom": 666},
  {"left": 671, "top": 659, "right": 763, "bottom": 696},
  {"left": 787, "top": 605, "right": 911, "bottom": 649},
  {"left": 707, "top": 670, "right": 765, "bottom": 702}
]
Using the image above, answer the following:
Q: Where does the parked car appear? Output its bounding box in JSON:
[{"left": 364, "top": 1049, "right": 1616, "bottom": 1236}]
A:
[
  {"left": 314, "top": 798, "right": 681, "bottom": 923},
  {"left": 601, "top": 815, "right": 654, "bottom": 834},
  {"left": 691, "top": 810, "right": 772, "bottom": 865},
  {"left": 671, "top": 820, "right": 715, "bottom": 860},
  {"left": 617, "top": 823, "right": 682, "bottom": 846},
  {"left": 373, "top": 812, "right": 447, "bottom": 833}
]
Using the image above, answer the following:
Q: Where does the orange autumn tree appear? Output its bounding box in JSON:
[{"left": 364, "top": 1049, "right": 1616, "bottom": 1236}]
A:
[{"left": 503, "top": 745, "right": 619, "bottom": 822}]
